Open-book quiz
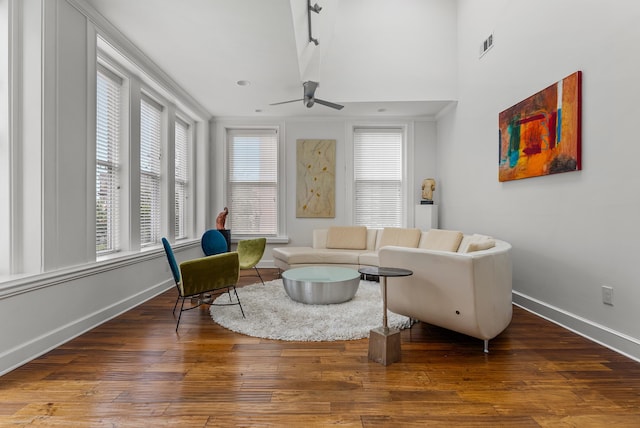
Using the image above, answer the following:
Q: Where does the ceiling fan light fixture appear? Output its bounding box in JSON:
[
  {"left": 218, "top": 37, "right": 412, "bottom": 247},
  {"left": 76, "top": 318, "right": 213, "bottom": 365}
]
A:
[{"left": 309, "top": 2, "right": 322, "bottom": 13}]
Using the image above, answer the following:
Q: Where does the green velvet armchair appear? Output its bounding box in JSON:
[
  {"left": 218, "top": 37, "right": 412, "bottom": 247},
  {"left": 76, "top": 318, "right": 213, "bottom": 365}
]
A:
[
  {"left": 237, "top": 237, "right": 267, "bottom": 285},
  {"left": 162, "top": 238, "right": 245, "bottom": 330}
]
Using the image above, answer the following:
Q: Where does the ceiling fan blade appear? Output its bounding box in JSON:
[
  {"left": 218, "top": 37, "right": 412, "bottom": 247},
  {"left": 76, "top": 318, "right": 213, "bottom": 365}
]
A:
[
  {"left": 314, "top": 98, "right": 344, "bottom": 110},
  {"left": 269, "top": 98, "right": 303, "bottom": 106}
]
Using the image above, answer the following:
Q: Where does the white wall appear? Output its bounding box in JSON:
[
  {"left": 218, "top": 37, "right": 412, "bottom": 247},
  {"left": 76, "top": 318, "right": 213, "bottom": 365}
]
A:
[
  {"left": 214, "top": 117, "right": 438, "bottom": 261},
  {"left": 321, "top": 0, "right": 458, "bottom": 103},
  {"left": 438, "top": 0, "right": 640, "bottom": 360},
  {"left": 0, "top": 0, "right": 211, "bottom": 375}
]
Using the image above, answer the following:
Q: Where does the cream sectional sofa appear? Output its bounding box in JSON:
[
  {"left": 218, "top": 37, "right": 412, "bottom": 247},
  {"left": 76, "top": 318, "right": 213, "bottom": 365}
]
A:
[
  {"left": 272, "top": 226, "right": 513, "bottom": 352},
  {"left": 272, "top": 226, "right": 425, "bottom": 270}
]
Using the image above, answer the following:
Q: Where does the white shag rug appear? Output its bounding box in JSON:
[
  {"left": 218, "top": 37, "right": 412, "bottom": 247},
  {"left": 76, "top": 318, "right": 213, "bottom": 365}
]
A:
[{"left": 210, "top": 279, "right": 411, "bottom": 341}]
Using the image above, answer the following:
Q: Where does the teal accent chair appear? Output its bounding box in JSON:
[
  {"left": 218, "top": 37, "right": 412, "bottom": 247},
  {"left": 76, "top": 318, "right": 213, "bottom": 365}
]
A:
[
  {"left": 162, "top": 237, "right": 244, "bottom": 331},
  {"left": 237, "top": 237, "right": 267, "bottom": 285},
  {"left": 201, "top": 229, "right": 229, "bottom": 256}
]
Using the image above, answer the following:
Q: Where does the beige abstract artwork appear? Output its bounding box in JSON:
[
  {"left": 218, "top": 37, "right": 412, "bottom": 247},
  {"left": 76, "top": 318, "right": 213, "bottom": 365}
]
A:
[{"left": 296, "top": 139, "right": 335, "bottom": 218}]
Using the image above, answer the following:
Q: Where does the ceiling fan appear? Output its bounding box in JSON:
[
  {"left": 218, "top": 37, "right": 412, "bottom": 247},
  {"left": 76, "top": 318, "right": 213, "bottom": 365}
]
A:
[{"left": 270, "top": 81, "right": 344, "bottom": 110}]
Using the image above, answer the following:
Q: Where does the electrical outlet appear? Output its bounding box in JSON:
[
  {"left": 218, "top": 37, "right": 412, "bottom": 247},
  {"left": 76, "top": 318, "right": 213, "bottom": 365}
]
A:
[{"left": 602, "top": 285, "right": 614, "bottom": 306}]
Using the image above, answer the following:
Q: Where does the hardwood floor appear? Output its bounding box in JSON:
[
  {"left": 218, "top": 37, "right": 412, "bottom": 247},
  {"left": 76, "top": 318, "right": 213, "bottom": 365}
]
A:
[{"left": 1, "top": 268, "right": 639, "bottom": 427}]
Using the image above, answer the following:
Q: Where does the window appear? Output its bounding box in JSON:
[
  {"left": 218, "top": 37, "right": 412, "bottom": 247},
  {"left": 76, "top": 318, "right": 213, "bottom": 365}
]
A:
[
  {"left": 226, "top": 129, "right": 278, "bottom": 236},
  {"left": 95, "top": 36, "right": 204, "bottom": 254},
  {"left": 354, "top": 128, "right": 404, "bottom": 227},
  {"left": 140, "top": 96, "right": 162, "bottom": 247},
  {"left": 95, "top": 67, "right": 122, "bottom": 254},
  {"left": 174, "top": 118, "right": 189, "bottom": 239}
]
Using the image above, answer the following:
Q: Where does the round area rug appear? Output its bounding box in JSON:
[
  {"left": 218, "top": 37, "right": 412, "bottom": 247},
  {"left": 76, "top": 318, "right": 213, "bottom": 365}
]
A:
[{"left": 210, "top": 279, "right": 411, "bottom": 341}]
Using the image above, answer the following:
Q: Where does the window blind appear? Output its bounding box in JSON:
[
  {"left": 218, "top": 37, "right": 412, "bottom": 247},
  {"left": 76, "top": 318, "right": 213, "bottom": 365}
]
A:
[
  {"left": 140, "top": 96, "right": 162, "bottom": 247},
  {"left": 174, "top": 118, "right": 189, "bottom": 239},
  {"left": 354, "top": 128, "right": 403, "bottom": 228},
  {"left": 96, "top": 67, "right": 122, "bottom": 254},
  {"left": 227, "top": 129, "right": 278, "bottom": 235}
]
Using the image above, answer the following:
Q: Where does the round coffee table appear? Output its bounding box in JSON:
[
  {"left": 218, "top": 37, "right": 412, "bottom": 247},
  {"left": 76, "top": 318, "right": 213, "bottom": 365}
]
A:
[{"left": 281, "top": 266, "right": 361, "bottom": 304}]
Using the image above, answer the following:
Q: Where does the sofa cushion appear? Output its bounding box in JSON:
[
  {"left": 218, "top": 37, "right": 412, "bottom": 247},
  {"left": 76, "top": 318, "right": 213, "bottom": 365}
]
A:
[
  {"left": 378, "top": 227, "right": 422, "bottom": 249},
  {"left": 358, "top": 251, "right": 379, "bottom": 267},
  {"left": 418, "top": 229, "right": 464, "bottom": 252},
  {"left": 273, "top": 247, "right": 361, "bottom": 264},
  {"left": 326, "top": 226, "right": 367, "bottom": 250},
  {"left": 459, "top": 234, "right": 496, "bottom": 253}
]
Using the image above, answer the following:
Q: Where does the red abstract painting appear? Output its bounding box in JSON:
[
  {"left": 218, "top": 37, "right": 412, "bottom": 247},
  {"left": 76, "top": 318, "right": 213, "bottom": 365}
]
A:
[{"left": 499, "top": 71, "right": 582, "bottom": 182}]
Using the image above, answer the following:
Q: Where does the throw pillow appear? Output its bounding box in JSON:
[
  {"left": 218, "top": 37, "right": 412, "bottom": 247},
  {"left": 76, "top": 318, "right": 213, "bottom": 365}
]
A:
[
  {"left": 465, "top": 239, "right": 496, "bottom": 252},
  {"left": 458, "top": 234, "right": 496, "bottom": 253},
  {"left": 418, "top": 229, "right": 464, "bottom": 252}
]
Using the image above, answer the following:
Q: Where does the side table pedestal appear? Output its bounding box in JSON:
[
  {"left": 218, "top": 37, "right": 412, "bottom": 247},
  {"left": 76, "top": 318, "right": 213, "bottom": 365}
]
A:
[
  {"left": 368, "top": 327, "right": 401, "bottom": 366},
  {"left": 359, "top": 266, "right": 413, "bottom": 366}
]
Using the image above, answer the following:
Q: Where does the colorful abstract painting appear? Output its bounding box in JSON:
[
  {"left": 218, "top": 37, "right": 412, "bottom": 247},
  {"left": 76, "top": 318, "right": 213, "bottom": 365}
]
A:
[
  {"left": 499, "top": 71, "right": 582, "bottom": 182},
  {"left": 296, "top": 139, "right": 335, "bottom": 218}
]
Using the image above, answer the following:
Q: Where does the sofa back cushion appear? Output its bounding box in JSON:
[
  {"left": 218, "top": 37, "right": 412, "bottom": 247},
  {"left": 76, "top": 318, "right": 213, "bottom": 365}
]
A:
[
  {"left": 377, "top": 227, "right": 422, "bottom": 249},
  {"left": 458, "top": 234, "right": 496, "bottom": 253},
  {"left": 418, "top": 229, "right": 464, "bottom": 252},
  {"left": 325, "top": 226, "right": 368, "bottom": 250}
]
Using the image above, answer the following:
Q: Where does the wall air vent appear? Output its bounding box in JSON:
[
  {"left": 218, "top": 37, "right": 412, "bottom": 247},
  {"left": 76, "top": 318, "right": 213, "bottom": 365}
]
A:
[{"left": 479, "top": 33, "right": 494, "bottom": 58}]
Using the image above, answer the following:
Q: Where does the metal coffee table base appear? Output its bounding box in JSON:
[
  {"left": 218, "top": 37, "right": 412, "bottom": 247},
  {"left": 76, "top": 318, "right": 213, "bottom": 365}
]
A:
[{"left": 282, "top": 266, "right": 361, "bottom": 305}]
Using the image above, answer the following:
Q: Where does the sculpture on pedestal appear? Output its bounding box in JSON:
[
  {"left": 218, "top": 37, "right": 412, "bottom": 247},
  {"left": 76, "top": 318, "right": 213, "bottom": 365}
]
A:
[
  {"left": 216, "top": 207, "right": 229, "bottom": 230},
  {"left": 421, "top": 178, "right": 436, "bottom": 204}
]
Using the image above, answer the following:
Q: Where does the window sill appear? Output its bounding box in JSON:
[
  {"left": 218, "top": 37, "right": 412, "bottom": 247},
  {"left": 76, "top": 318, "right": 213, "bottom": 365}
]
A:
[
  {"left": 1, "top": 239, "right": 201, "bottom": 299},
  {"left": 230, "top": 236, "right": 289, "bottom": 245}
]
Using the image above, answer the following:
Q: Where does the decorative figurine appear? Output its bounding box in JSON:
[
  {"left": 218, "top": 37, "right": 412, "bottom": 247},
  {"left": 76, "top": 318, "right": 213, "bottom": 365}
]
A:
[
  {"left": 421, "top": 178, "right": 436, "bottom": 204},
  {"left": 216, "top": 207, "right": 229, "bottom": 230}
]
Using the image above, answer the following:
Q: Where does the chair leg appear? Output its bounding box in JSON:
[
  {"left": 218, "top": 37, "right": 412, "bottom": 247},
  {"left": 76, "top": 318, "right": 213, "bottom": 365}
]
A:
[
  {"left": 232, "top": 286, "right": 245, "bottom": 318},
  {"left": 176, "top": 298, "right": 186, "bottom": 331},
  {"left": 254, "top": 266, "right": 265, "bottom": 285},
  {"left": 483, "top": 339, "right": 489, "bottom": 354},
  {"left": 172, "top": 295, "right": 180, "bottom": 314}
]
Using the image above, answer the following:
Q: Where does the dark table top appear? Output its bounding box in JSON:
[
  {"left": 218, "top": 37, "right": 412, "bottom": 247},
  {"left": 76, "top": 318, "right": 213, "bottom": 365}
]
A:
[{"left": 358, "top": 266, "right": 413, "bottom": 277}]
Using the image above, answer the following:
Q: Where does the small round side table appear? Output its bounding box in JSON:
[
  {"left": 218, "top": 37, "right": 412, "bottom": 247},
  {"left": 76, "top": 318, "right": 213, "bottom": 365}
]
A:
[{"left": 359, "top": 266, "right": 413, "bottom": 366}]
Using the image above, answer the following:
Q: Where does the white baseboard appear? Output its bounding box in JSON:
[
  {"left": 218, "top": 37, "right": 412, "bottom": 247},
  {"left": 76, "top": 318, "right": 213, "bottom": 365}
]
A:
[
  {"left": 0, "top": 279, "right": 173, "bottom": 376},
  {"left": 512, "top": 291, "right": 640, "bottom": 363}
]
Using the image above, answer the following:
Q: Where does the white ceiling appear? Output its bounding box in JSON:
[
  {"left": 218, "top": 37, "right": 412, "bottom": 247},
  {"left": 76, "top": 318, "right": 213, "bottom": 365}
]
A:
[{"left": 83, "top": 0, "right": 457, "bottom": 119}]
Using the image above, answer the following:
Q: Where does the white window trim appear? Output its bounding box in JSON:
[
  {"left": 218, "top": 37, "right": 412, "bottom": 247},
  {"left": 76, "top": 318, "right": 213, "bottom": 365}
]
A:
[
  {"left": 174, "top": 115, "right": 192, "bottom": 241},
  {"left": 94, "top": 37, "right": 202, "bottom": 258},
  {"left": 95, "top": 64, "right": 123, "bottom": 255},
  {"left": 346, "top": 121, "right": 414, "bottom": 228},
  {"left": 1, "top": 0, "right": 12, "bottom": 276},
  {"left": 217, "top": 122, "right": 287, "bottom": 242}
]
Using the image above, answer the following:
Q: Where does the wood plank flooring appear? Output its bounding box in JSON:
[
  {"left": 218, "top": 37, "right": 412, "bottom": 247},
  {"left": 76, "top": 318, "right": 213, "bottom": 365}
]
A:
[{"left": 1, "top": 268, "right": 639, "bottom": 427}]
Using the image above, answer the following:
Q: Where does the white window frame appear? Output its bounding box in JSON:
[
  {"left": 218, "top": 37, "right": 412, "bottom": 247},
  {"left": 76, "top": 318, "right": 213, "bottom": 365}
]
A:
[
  {"left": 95, "top": 64, "right": 123, "bottom": 255},
  {"left": 139, "top": 94, "right": 163, "bottom": 248},
  {"left": 0, "top": 0, "right": 10, "bottom": 275},
  {"left": 225, "top": 127, "right": 280, "bottom": 238},
  {"left": 174, "top": 116, "right": 191, "bottom": 240},
  {"left": 95, "top": 37, "right": 201, "bottom": 255},
  {"left": 347, "top": 123, "right": 413, "bottom": 228}
]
